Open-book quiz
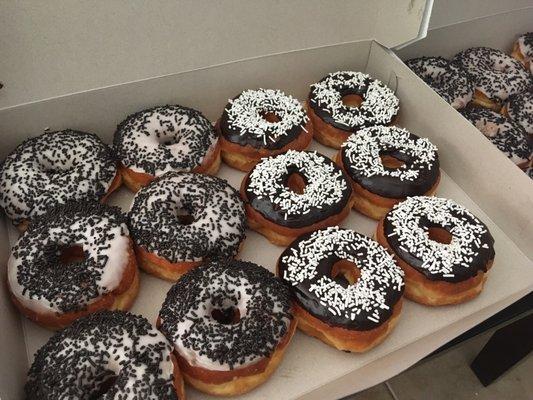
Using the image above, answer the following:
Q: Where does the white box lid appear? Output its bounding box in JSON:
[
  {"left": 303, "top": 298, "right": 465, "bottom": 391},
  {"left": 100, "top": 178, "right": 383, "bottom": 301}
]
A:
[{"left": 0, "top": 0, "right": 431, "bottom": 108}]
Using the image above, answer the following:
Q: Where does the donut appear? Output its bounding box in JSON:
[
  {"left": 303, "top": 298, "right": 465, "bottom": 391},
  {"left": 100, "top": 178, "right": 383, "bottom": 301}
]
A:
[
  {"left": 7, "top": 201, "right": 139, "bottom": 330},
  {"left": 376, "top": 196, "right": 495, "bottom": 306},
  {"left": 217, "top": 88, "right": 313, "bottom": 171},
  {"left": 26, "top": 311, "right": 185, "bottom": 399},
  {"left": 511, "top": 32, "right": 533, "bottom": 74},
  {"left": 501, "top": 89, "right": 533, "bottom": 136},
  {"left": 525, "top": 165, "right": 533, "bottom": 180},
  {"left": 129, "top": 172, "right": 246, "bottom": 281},
  {"left": 307, "top": 71, "right": 399, "bottom": 148},
  {"left": 453, "top": 47, "right": 532, "bottom": 110},
  {"left": 114, "top": 105, "right": 220, "bottom": 192},
  {"left": 0, "top": 129, "right": 120, "bottom": 230},
  {"left": 278, "top": 226, "right": 404, "bottom": 352},
  {"left": 158, "top": 259, "right": 295, "bottom": 396},
  {"left": 405, "top": 56, "right": 473, "bottom": 109},
  {"left": 240, "top": 150, "right": 353, "bottom": 246},
  {"left": 336, "top": 126, "right": 440, "bottom": 220},
  {"left": 460, "top": 107, "right": 531, "bottom": 168}
]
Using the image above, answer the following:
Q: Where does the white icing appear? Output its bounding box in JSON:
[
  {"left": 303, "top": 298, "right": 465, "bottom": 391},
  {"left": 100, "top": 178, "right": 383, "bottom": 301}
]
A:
[
  {"left": 0, "top": 130, "right": 117, "bottom": 222},
  {"left": 7, "top": 215, "right": 130, "bottom": 314}
]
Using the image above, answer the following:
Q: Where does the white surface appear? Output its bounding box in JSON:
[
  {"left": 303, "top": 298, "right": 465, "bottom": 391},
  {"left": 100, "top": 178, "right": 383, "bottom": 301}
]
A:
[{"left": 10, "top": 139, "right": 533, "bottom": 400}]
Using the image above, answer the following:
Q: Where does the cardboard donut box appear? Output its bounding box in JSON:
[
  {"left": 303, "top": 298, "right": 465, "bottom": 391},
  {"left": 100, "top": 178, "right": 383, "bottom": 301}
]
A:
[{"left": 0, "top": 1, "right": 531, "bottom": 399}]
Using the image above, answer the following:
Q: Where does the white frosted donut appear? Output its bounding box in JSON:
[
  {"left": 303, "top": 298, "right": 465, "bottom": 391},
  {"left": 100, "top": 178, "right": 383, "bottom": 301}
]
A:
[
  {"left": 114, "top": 105, "right": 218, "bottom": 176},
  {"left": 26, "top": 311, "right": 181, "bottom": 399},
  {"left": 0, "top": 129, "right": 117, "bottom": 225},
  {"left": 8, "top": 202, "right": 132, "bottom": 316},
  {"left": 159, "top": 259, "right": 293, "bottom": 371},
  {"left": 453, "top": 47, "right": 532, "bottom": 104},
  {"left": 504, "top": 90, "right": 533, "bottom": 135},
  {"left": 461, "top": 107, "right": 531, "bottom": 166},
  {"left": 515, "top": 32, "right": 533, "bottom": 74},
  {"left": 129, "top": 172, "right": 246, "bottom": 263},
  {"left": 405, "top": 56, "right": 473, "bottom": 109}
]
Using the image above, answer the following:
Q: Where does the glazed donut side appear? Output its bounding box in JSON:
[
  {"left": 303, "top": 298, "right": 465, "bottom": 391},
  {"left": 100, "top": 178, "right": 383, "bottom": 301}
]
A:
[
  {"left": 217, "top": 88, "right": 314, "bottom": 171},
  {"left": 511, "top": 32, "right": 533, "bottom": 73},
  {"left": 7, "top": 202, "right": 139, "bottom": 330},
  {"left": 169, "top": 317, "right": 296, "bottom": 396}
]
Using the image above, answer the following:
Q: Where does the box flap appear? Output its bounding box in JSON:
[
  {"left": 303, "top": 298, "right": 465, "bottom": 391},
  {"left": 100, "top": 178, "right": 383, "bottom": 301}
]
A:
[{"left": 0, "top": 0, "right": 429, "bottom": 109}]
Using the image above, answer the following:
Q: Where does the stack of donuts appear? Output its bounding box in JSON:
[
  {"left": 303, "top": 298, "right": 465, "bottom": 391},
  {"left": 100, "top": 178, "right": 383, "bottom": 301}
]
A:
[
  {"left": 406, "top": 33, "right": 533, "bottom": 178},
  {"left": 1, "top": 68, "right": 496, "bottom": 399}
]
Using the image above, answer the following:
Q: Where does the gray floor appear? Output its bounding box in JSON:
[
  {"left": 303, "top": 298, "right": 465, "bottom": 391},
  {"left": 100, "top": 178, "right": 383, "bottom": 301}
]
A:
[{"left": 345, "top": 329, "right": 533, "bottom": 400}]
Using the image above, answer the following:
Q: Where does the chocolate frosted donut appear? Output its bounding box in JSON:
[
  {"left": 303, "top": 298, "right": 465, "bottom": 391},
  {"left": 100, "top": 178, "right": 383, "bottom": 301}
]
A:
[
  {"left": 241, "top": 150, "right": 352, "bottom": 245},
  {"left": 158, "top": 259, "right": 295, "bottom": 396},
  {"left": 279, "top": 227, "right": 404, "bottom": 329},
  {"left": 26, "top": 311, "right": 184, "bottom": 399},
  {"left": 129, "top": 172, "right": 246, "bottom": 280},
  {"left": 309, "top": 71, "right": 399, "bottom": 131},
  {"left": 453, "top": 47, "right": 532, "bottom": 109},
  {"left": 381, "top": 196, "right": 494, "bottom": 282},
  {"left": 341, "top": 126, "right": 440, "bottom": 198},
  {"left": 7, "top": 201, "right": 139, "bottom": 329},
  {"left": 0, "top": 129, "right": 119, "bottom": 227},
  {"left": 503, "top": 90, "right": 533, "bottom": 135},
  {"left": 114, "top": 105, "right": 220, "bottom": 190},
  {"left": 405, "top": 56, "right": 473, "bottom": 109},
  {"left": 377, "top": 196, "right": 495, "bottom": 305},
  {"left": 460, "top": 107, "right": 531, "bottom": 167},
  {"left": 307, "top": 71, "right": 399, "bottom": 148},
  {"left": 219, "top": 88, "right": 310, "bottom": 150}
]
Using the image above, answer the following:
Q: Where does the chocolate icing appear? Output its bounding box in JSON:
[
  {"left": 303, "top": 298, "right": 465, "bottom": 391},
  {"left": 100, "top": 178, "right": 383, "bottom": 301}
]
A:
[
  {"left": 278, "top": 227, "right": 404, "bottom": 331},
  {"left": 219, "top": 89, "right": 308, "bottom": 150},
  {"left": 383, "top": 197, "right": 495, "bottom": 283},
  {"left": 243, "top": 151, "right": 352, "bottom": 228},
  {"left": 340, "top": 126, "right": 440, "bottom": 199},
  {"left": 308, "top": 71, "right": 399, "bottom": 132}
]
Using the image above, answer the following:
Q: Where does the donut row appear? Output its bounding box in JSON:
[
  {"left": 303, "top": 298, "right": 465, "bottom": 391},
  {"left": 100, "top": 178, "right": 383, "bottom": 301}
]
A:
[
  {"left": 1, "top": 70, "right": 496, "bottom": 399},
  {"left": 406, "top": 34, "right": 533, "bottom": 177}
]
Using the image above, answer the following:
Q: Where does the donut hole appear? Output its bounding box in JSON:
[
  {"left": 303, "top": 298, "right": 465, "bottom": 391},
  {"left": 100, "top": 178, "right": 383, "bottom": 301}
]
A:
[
  {"left": 341, "top": 94, "right": 364, "bottom": 108},
  {"left": 379, "top": 151, "right": 406, "bottom": 169},
  {"left": 159, "top": 136, "right": 179, "bottom": 146},
  {"left": 331, "top": 259, "right": 361, "bottom": 287},
  {"left": 286, "top": 172, "right": 307, "bottom": 195},
  {"left": 211, "top": 307, "right": 241, "bottom": 325},
  {"left": 175, "top": 207, "right": 194, "bottom": 225},
  {"left": 89, "top": 373, "right": 118, "bottom": 400},
  {"left": 260, "top": 111, "right": 281, "bottom": 123},
  {"left": 427, "top": 226, "right": 453, "bottom": 245},
  {"left": 58, "top": 244, "right": 86, "bottom": 265}
]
